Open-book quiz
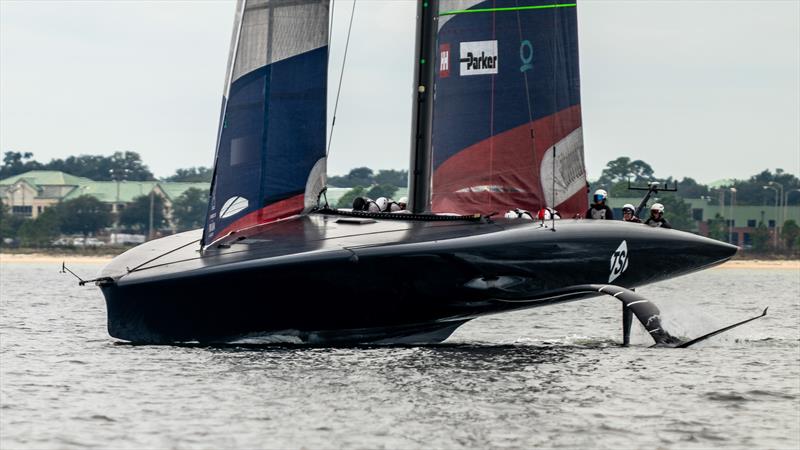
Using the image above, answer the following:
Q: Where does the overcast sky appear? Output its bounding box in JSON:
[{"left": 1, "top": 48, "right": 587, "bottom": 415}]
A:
[{"left": 1, "top": 0, "right": 798, "bottom": 183}]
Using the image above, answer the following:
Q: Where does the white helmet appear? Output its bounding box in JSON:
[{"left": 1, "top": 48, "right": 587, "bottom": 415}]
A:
[
  {"left": 622, "top": 204, "right": 636, "bottom": 213},
  {"left": 504, "top": 209, "right": 533, "bottom": 220},
  {"left": 651, "top": 203, "right": 665, "bottom": 214},
  {"left": 375, "top": 197, "right": 389, "bottom": 211},
  {"left": 593, "top": 189, "right": 608, "bottom": 203}
]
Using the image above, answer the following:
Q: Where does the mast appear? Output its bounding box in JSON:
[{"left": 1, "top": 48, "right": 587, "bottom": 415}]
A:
[{"left": 408, "top": 0, "right": 438, "bottom": 214}]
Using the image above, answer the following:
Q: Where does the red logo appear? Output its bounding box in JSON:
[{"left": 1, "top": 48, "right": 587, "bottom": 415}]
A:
[{"left": 439, "top": 44, "right": 450, "bottom": 78}]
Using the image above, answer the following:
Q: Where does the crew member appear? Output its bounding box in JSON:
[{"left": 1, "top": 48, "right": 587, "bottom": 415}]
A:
[
  {"left": 352, "top": 196, "right": 381, "bottom": 212},
  {"left": 621, "top": 204, "right": 641, "bottom": 223},
  {"left": 504, "top": 208, "right": 534, "bottom": 220},
  {"left": 644, "top": 203, "right": 672, "bottom": 229},
  {"left": 585, "top": 189, "right": 614, "bottom": 219},
  {"left": 537, "top": 207, "right": 560, "bottom": 221}
]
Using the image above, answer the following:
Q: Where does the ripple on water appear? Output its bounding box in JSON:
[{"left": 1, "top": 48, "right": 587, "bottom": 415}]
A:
[{"left": 1, "top": 264, "right": 799, "bottom": 449}]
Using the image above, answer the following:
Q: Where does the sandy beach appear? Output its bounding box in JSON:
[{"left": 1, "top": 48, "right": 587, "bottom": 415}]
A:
[
  {"left": 1, "top": 252, "right": 797, "bottom": 270},
  {"left": 0, "top": 253, "right": 115, "bottom": 265}
]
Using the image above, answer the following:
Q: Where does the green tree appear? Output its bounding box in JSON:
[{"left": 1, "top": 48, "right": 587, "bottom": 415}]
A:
[
  {"left": 781, "top": 220, "right": 800, "bottom": 251},
  {"left": 706, "top": 213, "right": 729, "bottom": 242},
  {"left": 654, "top": 195, "right": 694, "bottom": 231},
  {"left": 0, "top": 198, "right": 25, "bottom": 244},
  {"left": 172, "top": 188, "right": 209, "bottom": 231},
  {"left": 119, "top": 194, "right": 167, "bottom": 232},
  {"left": 676, "top": 177, "right": 709, "bottom": 199},
  {"left": 165, "top": 167, "right": 213, "bottom": 182},
  {"left": 752, "top": 222, "right": 770, "bottom": 253},
  {"left": 721, "top": 170, "right": 800, "bottom": 207},
  {"left": 17, "top": 208, "right": 61, "bottom": 247},
  {"left": 57, "top": 195, "right": 112, "bottom": 241},
  {"left": 0, "top": 151, "right": 43, "bottom": 179},
  {"left": 1, "top": 151, "right": 156, "bottom": 181},
  {"left": 597, "top": 157, "right": 655, "bottom": 186},
  {"left": 328, "top": 167, "right": 374, "bottom": 187},
  {"left": 366, "top": 184, "right": 398, "bottom": 200},
  {"left": 373, "top": 169, "right": 408, "bottom": 187},
  {"left": 336, "top": 186, "right": 367, "bottom": 208}
]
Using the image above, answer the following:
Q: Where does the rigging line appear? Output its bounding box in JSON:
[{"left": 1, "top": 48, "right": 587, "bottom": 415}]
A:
[
  {"left": 551, "top": 0, "right": 557, "bottom": 231},
  {"left": 326, "top": 0, "right": 357, "bottom": 156},
  {"left": 328, "top": 0, "right": 335, "bottom": 46},
  {"left": 514, "top": 1, "right": 537, "bottom": 197}
]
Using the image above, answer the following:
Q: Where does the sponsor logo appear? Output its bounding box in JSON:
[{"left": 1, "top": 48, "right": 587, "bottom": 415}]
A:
[
  {"left": 439, "top": 43, "right": 450, "bottom": 78},
  {"left": 519, "top": 39, "right": 533, "bottom": 73},
  {"left": 609, "top": 240, "right": 629, "bottom": 283},
  {"left": 459, "top": 40, "right": 498, "bottom": 76},
  {"left": 220, "top": 196, "right": 249, "bottom": 219},
  {"left": 540, "top": 127, "right": 587, "bottom": 207}
]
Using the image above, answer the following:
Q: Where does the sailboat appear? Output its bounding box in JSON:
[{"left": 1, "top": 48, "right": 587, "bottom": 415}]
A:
[{"left": 93, "top": 0, "right": 746, "bottom": 346}]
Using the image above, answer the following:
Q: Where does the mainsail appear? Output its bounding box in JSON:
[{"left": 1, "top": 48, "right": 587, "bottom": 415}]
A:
[
  {"left": 431, "top": 0, "right": 587, "bottom": 216},
  {"left": 203, "top": 0, "right": 329, "bottom": 246}
]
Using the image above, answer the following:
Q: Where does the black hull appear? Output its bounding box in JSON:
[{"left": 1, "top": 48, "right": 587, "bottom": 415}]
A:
[{"left": 98, "top": 214, "right": 737, "bottom": 344}]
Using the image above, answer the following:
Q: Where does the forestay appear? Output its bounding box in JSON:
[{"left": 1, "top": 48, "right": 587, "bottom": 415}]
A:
[
  {"left": 431, "top": 0, "right": 587, "bottom": 217},
  {"left": 203, "top": 0, "right": 329, "bottom": 246}
]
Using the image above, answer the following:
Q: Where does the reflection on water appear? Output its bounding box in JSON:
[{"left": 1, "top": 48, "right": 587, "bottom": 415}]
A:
[{"left": 1, "top": 264, "right": 798, "bottom": 449}]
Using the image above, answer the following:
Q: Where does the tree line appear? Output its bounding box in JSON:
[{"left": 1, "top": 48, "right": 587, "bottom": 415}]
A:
[
  {"left": 593, "top": 157, "right": 799, "bottom": 251},
  {"left": 0, "top": 151, "right": 213, "bottom": 182},
  {"left": 0, "top": 188, "right": 209, "bottom": 247},
  {"left": 1, "top": 151, "right": 797, "bottom": 251}
]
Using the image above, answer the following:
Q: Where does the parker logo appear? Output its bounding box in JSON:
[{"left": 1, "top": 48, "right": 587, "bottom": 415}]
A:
[
  {"left": 459, "top": 40, "right": 498, "bottom": 76},
  {"left": 439, "top": 43, "right": 450, "bottom": 78}
]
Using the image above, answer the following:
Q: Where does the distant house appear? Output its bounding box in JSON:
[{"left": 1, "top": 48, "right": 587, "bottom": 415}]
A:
[
  {"left": 0, "top": 171, "right": 93, "bottom": 218},
  {"left": 0, "top": 170, "right": 209, "bottom": 229}
]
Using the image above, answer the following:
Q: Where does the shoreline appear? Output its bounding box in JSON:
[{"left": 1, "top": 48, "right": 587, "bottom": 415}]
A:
[{"left": 1, "top": 252, "right": 798, "bottom": 270}]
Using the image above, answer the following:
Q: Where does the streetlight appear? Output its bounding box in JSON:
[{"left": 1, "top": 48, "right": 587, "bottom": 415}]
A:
[
  {"left": 729, "top": 188, "right": 736, "bottom": 244},
  {"left": 109, "top": 168, "right": 130, "bottom": 243},
  {"left": 768, "top": 181, "right": 784, "bottom": 245},
  {"left": 763, "top": 185, "right": 779, "bottom": 248}
]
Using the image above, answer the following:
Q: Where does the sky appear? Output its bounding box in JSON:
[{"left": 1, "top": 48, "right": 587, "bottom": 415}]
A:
[{"left": 1, "top": 0, "right": 798, "bottom": 183}]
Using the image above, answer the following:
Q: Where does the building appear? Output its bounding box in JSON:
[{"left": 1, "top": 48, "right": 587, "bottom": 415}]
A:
[
  {"left": 0, "top": 171, "right": 93, "bottom": 219},
  {"left": 0, "top": 170, "right": 209, "bottom": 230}
]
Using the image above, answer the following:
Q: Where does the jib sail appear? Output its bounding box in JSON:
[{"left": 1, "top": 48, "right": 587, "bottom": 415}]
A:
[
  {"left": 203, "top": 0, "right": 329, "bottom": 246},
  {"left": 431, "top": 0, "right": 587, "bottom": 217}
]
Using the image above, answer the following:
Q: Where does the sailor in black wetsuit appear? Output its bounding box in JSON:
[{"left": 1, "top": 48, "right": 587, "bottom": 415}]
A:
[
  {"left": 622, "top": 203, "right": 642, "bottom": 223},
  {"left": 585, "top": 189, "right": 614, "bottom": 220},
  {"left": 644, "top": 203, "right": 672, "bottom": 229}
]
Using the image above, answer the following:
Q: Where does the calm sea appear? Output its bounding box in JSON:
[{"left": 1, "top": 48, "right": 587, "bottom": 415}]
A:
[{"left": 1, "top": 262, "right": 798, "bottom": 449}]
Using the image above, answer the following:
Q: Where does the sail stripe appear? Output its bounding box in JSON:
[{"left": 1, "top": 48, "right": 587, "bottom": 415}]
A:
[{"left": 440, "top": 3, "right": 576, "bottom": 16}]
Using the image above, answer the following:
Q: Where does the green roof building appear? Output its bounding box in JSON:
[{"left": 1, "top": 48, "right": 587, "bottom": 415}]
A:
[{"left": 1, "top": 170, "right": 209, "bottom": 230}]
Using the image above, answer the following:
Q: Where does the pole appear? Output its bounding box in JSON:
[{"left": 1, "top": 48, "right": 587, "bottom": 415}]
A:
[
  {"left": 769, "top": 181, "right": 784, "bottom": 248},
  {"left": 148, "top": 190, "right": 155, "bottom": 241},
  {"left": 407, "top": 0, "right": 437, "bottom": 214},
  {"left": 763, "top": 186, "right": 779, "bottom": 249},
  {"left": 730, "top": 188, "right": 736, "bottom": 245},
  {"left": 773, "top": 190, "right": 779, "bottom": 248}
]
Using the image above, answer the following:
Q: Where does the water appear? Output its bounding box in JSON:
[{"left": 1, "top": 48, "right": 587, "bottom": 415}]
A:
[{"left": 1, "top": 262, "right": 798, "bottom": 449}]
